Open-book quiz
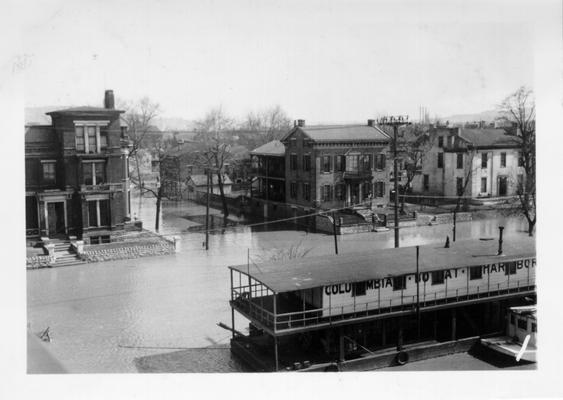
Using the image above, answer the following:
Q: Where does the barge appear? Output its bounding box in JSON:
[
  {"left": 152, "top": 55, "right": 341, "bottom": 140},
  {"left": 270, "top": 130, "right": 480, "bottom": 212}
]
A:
[{"left": 227, "top": 236, "right": 536, "bottom": 371}]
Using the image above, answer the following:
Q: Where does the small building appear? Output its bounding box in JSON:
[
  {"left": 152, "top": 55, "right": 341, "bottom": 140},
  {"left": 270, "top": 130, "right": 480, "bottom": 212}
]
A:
[
  {"left": 413, "top": 127, "right": 523, "bottom": 199},
  {"left": 228, "top": 236, "right": 536, "bottom": 371},
  {"left": 25, "top": 90, "right": 132, "bottom": 244},
  {"left": 186, "top": 174, "right": 233, "bottom": 196}
]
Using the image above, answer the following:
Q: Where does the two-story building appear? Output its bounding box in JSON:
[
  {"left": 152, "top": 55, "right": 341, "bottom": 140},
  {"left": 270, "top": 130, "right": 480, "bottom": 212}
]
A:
[
  {"left": 413, "top": 127, "right": 523, "bottom": 200},
  {"left": 281, "top": 120, "right": 391, "bottom": 211},
  {"left": 25, "top": 90, "right": 132, "bottom": 244}
]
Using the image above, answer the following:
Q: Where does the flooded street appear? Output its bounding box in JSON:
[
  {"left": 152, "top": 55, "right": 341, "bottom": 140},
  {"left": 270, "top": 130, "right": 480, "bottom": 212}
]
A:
[{"left": 27, "top": 196, "right": 532, "bottom": 372}]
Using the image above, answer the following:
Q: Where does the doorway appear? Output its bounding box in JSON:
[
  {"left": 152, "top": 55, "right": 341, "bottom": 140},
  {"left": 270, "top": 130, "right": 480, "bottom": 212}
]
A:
[
  {"left": 498, "top": 176, "right": 508, "bottom": 196},
  {"left": 47, "top": 202, "right": 66, "bottom": 237}
]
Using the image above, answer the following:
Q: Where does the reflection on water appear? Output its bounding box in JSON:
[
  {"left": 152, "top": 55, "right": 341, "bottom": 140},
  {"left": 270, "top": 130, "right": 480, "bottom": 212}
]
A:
[{"left": 27, "top": 196, "right": 532, "bottom": 372}]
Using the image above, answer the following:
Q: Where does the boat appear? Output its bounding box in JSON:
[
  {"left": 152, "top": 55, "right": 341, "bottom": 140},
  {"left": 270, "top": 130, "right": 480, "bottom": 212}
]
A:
[{"left": 480, "top": 305, "right": 537, "bottom": 362}]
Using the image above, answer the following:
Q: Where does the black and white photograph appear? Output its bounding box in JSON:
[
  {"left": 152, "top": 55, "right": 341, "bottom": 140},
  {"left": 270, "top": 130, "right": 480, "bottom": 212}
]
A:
[{"left": 2, "top": 0, "right": 563, "bottom": 398}]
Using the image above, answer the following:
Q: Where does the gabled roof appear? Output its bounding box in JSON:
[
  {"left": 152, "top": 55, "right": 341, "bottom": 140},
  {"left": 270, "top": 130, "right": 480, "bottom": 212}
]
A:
[
  {"left": 229, "top": 237, "right": 535, "bottom": 293},
  {"left": 283, "top": 124, "right": 391, "bottom": 143},
  {"left": 188, "top": 174, "right": 233, "bottom": 186},
  {"left": 250, "top": 140, "right": 285, "bottom": 156},
  {"left": 47, "top": 106, "right": 124, "bottom": 115},
  {"left": 457, "top": 128, "right": 522, "bottom": 148}
]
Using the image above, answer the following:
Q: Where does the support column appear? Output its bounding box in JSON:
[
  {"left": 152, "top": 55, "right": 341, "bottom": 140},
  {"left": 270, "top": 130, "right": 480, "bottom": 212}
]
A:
[
  {"left": 121, "top": 148, "right": 131, "bottom": 220},
  {"left": 397, "top": 321, "right": 404, "bottom": 351},
  {"left": 381, "top": 320, "right": 387, "bottom": 346},
  {"left": 274, "top": 336, "right": 279, "bottom": 371},
  {"left": 338, "top": 328, "right": 345, "bottom": 363},
  {"left": 451, "top": 308, "right": 457, "bottom": 341},
  {"left": 433, "top": 312, "right": 438, "bottom": 340}
]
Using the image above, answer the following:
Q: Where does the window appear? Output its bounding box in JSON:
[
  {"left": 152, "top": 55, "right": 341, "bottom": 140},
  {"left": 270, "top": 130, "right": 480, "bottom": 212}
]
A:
[
  {"left": 87, "top": 199, "right": 110, "bottom": 227},
  {"left": 290, "top": 138, "right": 296, "bottom": 147},
  {"left": 517, "top": 319, "right": 528, "bottom": 330},
  {"left": 290, "top": 182, "right": 297, "bottom": 198},
  {"left": 438, "top": 136, "right": 444, "bottom": 147},
  {"left": 481, "top": 153, "right": 488, "bottom": 169},
  {"left": 75, "top": 124, "right": 107, "bottom": 153},
  {"left": 100, "top": 129, "right": 108, "bottom": 151},
  {"left": 346, "top": 155, "right": 359, "bottom": 172},
  {"left": 469, "top": 266, "right": 482, "bottom": 280},
  {"left": 456, "top": 153, "right": 463, "bottom": 169},
  {"left": 322, "top": 185, "right": 332, "bottom": 202},
  {"left": 431, "top": 270, "right": 445, "bottom": 285},
  {"left": 83, "top": 162, "right": 106, "bottom": 186},
  {"left": 322, "top": 156, "right": 332, "bottom": 172},
  {"left": 374, "top": 154, "right": 386, "bottom": 170},
  {"left": 335, "top": 155, "right": 346, "bottom": 172},
  {"left": 456, "top": 177, "right": 464, "bottom": 196},
  {"left": 361, "top": 154, "right": 372, "bottom": 171},
  {"left": 393, "top": 276, "right": 406, "bottom": 291},
  {"left": 41, "top": 161, "right": 56, "bottom": 184},
  {"left": 303, "top": 182, "right": 311, "bottom": 201},
  {"left": 303, "top": 154, "right": 311, "bottom": 171},
  {"left": 75, "top": 127, "right": 85, "bottom": 152},
  {"left": 335, "top": 184, "right": 346, "bottom": 200},
  {"left": 510, "top": 314, "right": 516, "bottom": 325},
  {"left": 481, "top": 177, "right": 487, "bottom": 193},
  {"left": 352, "top": 281, "right": 366, "bottom": 297},
  {"left": 531, "top": 323, "right": 537, "bottom": 333},
  {"left": 500, "top": 152, "right": 506, "bottom": 168},
  {"left": 290, "top": 154, "right": 297, "bottom": 170},
  {"left": 374, "top": 181, "right": 385, "bottom": 198},
  {"left": 518, "top": 152, "right": 524, "bottom": 167},
  {"left": 437, "top": 153, "right": 444, "bottom": 168},
  {"left": 504, "top": 262, "right": 517, "bottom": 275},
  {"left": 423, "top": 174, "right": 429, "bottom": 191}
]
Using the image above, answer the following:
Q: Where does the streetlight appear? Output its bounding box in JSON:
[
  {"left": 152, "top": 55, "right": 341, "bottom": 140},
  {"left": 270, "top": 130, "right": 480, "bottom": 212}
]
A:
[{"left": 377, "top": 115, "right": 411, "bottom": 248}]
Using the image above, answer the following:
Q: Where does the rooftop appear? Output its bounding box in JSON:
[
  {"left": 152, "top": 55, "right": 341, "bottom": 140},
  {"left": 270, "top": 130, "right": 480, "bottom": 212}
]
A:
[
  {"left": 229, "top": 237, "right": 536, "bottom": 293},
  {"left": 250, "top": 140, "right": 285, "bottom": 156},
  {"left": 46, "top": 106, "right": 124, "bottom": 115},
  {"left": 286, "top": 124, "right": 391, "bottom": 143},
  {"left": 457, "top": 128, "right": 522, "bottom": 148}
]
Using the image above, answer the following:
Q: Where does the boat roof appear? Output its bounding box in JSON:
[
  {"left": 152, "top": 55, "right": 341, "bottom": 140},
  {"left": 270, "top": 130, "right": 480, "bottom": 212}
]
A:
[
  {"left": 229, "top": 237, "right": 536, "bottom": 293},
  {"left": 509, "top": 305, "right": 537, "bottom": 319}
]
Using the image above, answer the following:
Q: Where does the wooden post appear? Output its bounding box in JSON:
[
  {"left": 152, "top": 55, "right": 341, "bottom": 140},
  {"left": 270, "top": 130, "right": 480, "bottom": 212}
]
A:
[
  {"left": 339, "top": 328, "right": 345, "bottom": 362},
  {"left": 451, "top": 308, "right": 457, "bottom": 341},
  {"left": 274, "top": 335, "right": 279, "bottom": 371},
  {"left": 397, "top": 321, "right": 404, "bottom": 351},
  {"left": 416, "top": 246, "right": 421, "bottom": 339}
]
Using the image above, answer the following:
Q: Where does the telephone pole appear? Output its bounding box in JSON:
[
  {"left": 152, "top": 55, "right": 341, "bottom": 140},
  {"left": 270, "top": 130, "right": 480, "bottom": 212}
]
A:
[{"left": 377, "top": 115, "right": 411, "bottom": 248}]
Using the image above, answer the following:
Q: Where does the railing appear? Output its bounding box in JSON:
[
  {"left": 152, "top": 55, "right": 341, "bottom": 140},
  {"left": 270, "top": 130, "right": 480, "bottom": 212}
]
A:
[
  {"left": 343, "top": 170, "right": 372, "bottom": 180},
  {"left": 231, "top": 277, "right": 535, "bottom": 333},
  {"left": 80, "top": 183, "right": 123, "bottom": 192}
]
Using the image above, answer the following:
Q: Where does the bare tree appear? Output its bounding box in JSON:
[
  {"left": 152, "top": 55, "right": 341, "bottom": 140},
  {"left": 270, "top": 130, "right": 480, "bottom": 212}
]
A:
[
  {"left": 396, "top": 125, "right": 432, "bottom": 213},
  {"left": 120, "top": 97, "right": 161, "bottom": 192},
  {"left": 194, "top": 107, "right": 236, "bottom": 218},
  {"left": 244, "top": 105, "right": 292, "bottom": 145},
  {"left": 498, "top": 86, "right": 536, "bottom": 236}
]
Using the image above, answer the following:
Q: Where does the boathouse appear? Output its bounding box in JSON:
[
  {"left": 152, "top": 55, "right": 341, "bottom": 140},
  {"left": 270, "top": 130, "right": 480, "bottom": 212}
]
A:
[{"left": 228, "top": 236, "right": 536, "bottom": 371}]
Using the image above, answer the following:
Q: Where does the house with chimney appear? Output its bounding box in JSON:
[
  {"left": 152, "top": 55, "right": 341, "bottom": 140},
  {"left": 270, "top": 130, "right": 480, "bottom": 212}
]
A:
[
  {"left": 25, "top": 90, "right": 133, "bottom": 244},
  {"left": 412, "top": 127, "right": 524, "bottom": 201},
  {"left": 281, "top": 119, "right": 391, "bottom": 209},
  {"left": 246, "top": 120, "right": 393, "bottom": 232}
]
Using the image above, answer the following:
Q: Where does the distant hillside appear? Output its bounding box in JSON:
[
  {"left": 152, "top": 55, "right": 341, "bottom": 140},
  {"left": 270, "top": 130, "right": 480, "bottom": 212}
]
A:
[{"left": 441, "top": 109, "right": 501, "bottom": 124}]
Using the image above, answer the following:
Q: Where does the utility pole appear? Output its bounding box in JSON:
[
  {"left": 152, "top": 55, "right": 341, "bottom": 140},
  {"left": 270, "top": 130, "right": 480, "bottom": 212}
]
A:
[
  {"left": 377, "top": 115, "right": 411, "bottom": 248},
  {"left": 205, "top": 167, "right": 210, "bottom": 250},
  {"left": 453, "top": 209, "right": 457, "bottom": 242}
]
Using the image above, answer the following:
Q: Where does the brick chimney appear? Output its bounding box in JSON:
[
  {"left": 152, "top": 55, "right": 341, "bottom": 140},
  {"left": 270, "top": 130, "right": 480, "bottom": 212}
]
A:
[
  {"left": 104, "top": 90, "right": 115, "bottom": 109},
  {"left": 367, "top": 119, "right": 375, "bottom": 127},
  {"left": 297, "top": 119, "right": 305, "bottom": 127}
]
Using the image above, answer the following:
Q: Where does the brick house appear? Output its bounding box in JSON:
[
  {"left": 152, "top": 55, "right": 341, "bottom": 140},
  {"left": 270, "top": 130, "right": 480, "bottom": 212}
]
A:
[
  {"left": 281, "top": 119, "right": 391, "bottom": 211},
  {"left": 413, "top": 127, "right": 523, "bottom": 199},
  {"left": 25, "top": 90, "right": 132, "bottom": 244}
]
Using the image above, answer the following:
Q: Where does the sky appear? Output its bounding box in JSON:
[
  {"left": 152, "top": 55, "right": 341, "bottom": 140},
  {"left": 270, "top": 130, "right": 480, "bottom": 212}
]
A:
[{"left": 16, "top": 0, "right": 541, "bottom": 123}]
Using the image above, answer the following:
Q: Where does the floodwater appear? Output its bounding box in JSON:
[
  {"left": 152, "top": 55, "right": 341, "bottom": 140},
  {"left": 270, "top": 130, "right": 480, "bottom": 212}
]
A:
[{"left": 27, "top": 195, "right": 532, "bottom": 373}]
